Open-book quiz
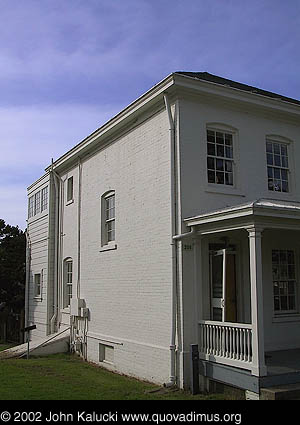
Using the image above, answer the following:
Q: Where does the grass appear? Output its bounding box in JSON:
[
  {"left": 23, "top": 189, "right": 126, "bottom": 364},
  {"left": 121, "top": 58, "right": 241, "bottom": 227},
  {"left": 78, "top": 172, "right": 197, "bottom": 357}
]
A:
[{"left": 0, "top": 352, "right": 231, "bottom": 400}]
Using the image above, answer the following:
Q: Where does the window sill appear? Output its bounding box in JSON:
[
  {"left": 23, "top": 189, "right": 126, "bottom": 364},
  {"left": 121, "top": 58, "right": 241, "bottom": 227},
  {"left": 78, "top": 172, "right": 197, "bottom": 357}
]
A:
[
  {"left": 66, "top": 199, "right": 74, "bottom": 206},
  {"left": 272, "top": 314, "right": 300, "bottom": 323},
  {"left": 205, "top": 185, "right": 245, "bottom": 197},
  {"left": 99, "top": 243, "right": 117, "bottom": 253}
]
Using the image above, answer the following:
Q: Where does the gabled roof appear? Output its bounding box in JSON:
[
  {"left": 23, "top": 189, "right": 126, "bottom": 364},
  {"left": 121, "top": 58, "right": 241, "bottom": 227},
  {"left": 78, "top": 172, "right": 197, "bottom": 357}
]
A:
[{"left": 176, "top": 72, "right": 300, "bottom": 107}]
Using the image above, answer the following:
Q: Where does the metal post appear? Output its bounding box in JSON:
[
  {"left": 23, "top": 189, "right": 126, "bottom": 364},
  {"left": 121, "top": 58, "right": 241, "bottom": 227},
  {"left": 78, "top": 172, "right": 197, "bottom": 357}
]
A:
[
  {"left": 190, "top": 344, "right": 200, "bottom": 394},
  {"left": 27, "top": 332, "right": 30, "bottom": 360}
]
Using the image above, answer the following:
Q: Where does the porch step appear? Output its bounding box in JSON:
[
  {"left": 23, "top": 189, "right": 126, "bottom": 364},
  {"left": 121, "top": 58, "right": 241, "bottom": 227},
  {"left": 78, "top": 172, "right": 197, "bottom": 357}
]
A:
[{"left": 260, "top": 383, "right": 300, "bottom": 400}]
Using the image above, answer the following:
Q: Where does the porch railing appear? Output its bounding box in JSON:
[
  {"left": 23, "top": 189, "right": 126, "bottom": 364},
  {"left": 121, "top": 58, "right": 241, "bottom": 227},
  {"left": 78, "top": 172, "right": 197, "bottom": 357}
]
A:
[{"left": 198, "top": 320, "right": 253, "bottom": 371}]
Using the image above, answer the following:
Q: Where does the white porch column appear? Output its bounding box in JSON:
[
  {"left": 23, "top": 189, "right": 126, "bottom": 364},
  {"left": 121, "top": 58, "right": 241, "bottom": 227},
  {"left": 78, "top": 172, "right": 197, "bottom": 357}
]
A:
[{"left": 247, "top": 226, "right": 267, "bottom": 376}]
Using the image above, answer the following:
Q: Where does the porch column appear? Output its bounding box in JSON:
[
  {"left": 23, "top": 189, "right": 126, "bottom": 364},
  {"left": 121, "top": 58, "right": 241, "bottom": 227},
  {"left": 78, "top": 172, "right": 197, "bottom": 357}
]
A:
[{"left": 247, "top": 226, "right": 267, "bottom": 376}]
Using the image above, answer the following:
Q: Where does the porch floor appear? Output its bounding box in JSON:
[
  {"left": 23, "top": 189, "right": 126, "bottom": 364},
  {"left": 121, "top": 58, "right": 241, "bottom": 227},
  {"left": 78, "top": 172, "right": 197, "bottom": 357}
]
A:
[{"left": 266, "top": 349, "right": 300, "bottom": 376}]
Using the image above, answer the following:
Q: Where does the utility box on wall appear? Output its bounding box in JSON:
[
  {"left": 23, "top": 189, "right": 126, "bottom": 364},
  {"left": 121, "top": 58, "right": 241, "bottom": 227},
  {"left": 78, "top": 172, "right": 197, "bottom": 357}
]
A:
[{"left": 70, "top": 298, "right": 86, "bottom": 317}]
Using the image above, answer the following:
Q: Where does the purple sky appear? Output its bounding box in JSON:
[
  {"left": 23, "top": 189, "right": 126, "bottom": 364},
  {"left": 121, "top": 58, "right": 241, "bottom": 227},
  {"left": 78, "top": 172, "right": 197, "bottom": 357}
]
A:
[{"left": 1, "top": 0, "right": 299, "bottom": 229}]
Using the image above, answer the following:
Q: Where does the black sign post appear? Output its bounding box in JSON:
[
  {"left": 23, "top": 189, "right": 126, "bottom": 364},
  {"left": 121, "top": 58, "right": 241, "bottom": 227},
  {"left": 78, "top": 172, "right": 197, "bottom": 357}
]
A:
[{"left": 22, "top": 325, "right": 37, "bottom": 359}]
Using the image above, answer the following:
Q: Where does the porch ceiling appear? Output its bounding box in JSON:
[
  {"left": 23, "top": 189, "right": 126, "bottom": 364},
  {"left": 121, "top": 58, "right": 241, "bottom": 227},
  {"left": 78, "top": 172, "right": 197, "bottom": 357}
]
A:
[{"left": 184, "top": 198, "right": 300, "bottom": 235}]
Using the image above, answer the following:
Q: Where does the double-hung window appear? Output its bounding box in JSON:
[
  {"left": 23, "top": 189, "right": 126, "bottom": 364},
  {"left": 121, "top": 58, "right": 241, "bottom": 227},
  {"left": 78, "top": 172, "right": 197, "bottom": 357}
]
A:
[
  {"left": 64, "top": 259, "right": 73, "bottom": 308},
  {"left": 101, "top": 191, "right": 115, "bottom": 246},
  {"left": 105, "top": 194, "right": 115, "bottom": 243},
  {"left": 28, "top": 196, "right": 34, "bottom": 218},
  {"left": 207, "top": 129, "right": 234, "bottom": 186},
  {"left": 266, "top": 140, "right": 289, "bottom": 192},
  {"left": 41, "top": 186, "right": 48, "bottom": 211},
  {"left": 34, "top": 273, "right": 41, "bottom": 298},
  {"left": 272, "top": 249, "right": 297, "bottom": 313}
]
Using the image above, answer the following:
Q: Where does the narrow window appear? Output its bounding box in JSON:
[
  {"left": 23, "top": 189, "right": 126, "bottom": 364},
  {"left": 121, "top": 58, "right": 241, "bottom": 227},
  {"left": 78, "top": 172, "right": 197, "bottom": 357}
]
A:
[
  {"left": 34, "top": 273, "right": 41, "bottom": 298},
  {"left": 34, "top": 191, "right": 41, "bottom": 215},
  {"left": 102, "top": 192, "right": 115, "bottom": 245},
  {"left": 41, "top": 186, "right": 48, "bottom": 211},
  {"left": 67, "top": 177, "right": 74, "bottom": 202},
  {"left": 266, "top": 140, "right": 289, "bottom": 192},
  {"left": 272, "top": 249, "right": 297, "bottom": 313},
  {"left": 64, "top": 260, "right": 73, "bottom": 307},
  {"left": 28, "top": 196, "right": 34, "bottom": 218},
  {"left": 207, "top": 129, "right": 234, "bottom": 186}
]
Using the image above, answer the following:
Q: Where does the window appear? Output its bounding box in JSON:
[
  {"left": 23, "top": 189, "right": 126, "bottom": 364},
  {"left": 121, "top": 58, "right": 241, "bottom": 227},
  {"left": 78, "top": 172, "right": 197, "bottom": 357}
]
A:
[
  {"left": 28, "top": 196, "right": 34, "bottom": 218},
  {"left": 272, "top": 249, "right": 297, "bottom": 313},
  {"left": 207, "top": 129, "right": 234, "bottom": 185},
  {"left": 34, "top": 273, "right": 41, "bottom": 298},
  {"left": 102, "top": 192, "right": 115, "bottom": 245},
  {"left": 67, "top": 177, "right": 73, "bottom": 202},
  {"left": 266, "top": 140, "right": 289, "bottom": 192},
  {"left": 64, "top": 260, "right": 73, "bottom": 308},
  {"left": 99, "top": 343, "right": 114, "bottom": 364},
  {"left": 34, "top": 191, "right": 41, "bottom": 215},
  {"left": 41, "top": 186, "right": 48, "bottom": 211}
]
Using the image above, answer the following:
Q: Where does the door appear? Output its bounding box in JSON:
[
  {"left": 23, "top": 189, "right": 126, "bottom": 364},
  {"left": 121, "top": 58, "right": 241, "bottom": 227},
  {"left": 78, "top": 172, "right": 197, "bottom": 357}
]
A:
[{"left": 210, "top": 249, "right": 237, "bottom": 322}]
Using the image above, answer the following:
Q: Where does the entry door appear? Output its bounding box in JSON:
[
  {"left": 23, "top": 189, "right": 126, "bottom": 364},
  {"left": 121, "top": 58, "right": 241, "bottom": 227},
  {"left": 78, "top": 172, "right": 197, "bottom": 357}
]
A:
[{"left": 210, "top": 249, "right": 237, "bottom": 322}]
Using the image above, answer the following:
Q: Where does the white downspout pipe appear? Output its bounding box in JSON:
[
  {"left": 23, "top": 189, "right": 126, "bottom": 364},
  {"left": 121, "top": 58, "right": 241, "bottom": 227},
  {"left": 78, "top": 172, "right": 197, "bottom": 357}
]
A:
[
  {"left": 24, "top": 230, "right": 31, "bottom": 332},
  {"left": 163, "top": 93, "right": 177, "bottom": 387},
  {"left": 50, "top": 161, "right": 60, "bottom": 333}
]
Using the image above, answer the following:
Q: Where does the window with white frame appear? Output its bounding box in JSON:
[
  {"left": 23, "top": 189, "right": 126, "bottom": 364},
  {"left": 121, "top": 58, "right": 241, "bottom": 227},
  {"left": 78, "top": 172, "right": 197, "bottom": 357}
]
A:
[
  {"left": 34, "top": 191, "right": 41, "bottom": 215},
  {"left": 28, "top": 196, "right": 34, "bottom": 218},
  {"left": 101, "top": 191, "right": 115, "bottom": 245},
  {"left": 272, "top": 249, "right": 297, "bottom": 313},
  {"left": 266, "top": 140, "right": 289, "bottom": 192},
  {"left": 207, "top": 129, "right": 234, "bottom": 186},
  {"left": 41, "top": 186, "right": 48, "bottom": 211},
  {"left": 67, "top": 177, "right": 74, "bottom": 202},
  {"left": 34, "top": 273, "right": 41, "bottom": 298},
  {"left": 64, "top": 259, "right": 73, "bottom": 308}
]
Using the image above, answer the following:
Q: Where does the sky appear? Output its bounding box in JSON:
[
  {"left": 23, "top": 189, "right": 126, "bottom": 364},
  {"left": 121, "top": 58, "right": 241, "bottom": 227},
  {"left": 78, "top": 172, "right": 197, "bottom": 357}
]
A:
[{"left": 0, "top": 0, "right": 299, "bottom": 229}]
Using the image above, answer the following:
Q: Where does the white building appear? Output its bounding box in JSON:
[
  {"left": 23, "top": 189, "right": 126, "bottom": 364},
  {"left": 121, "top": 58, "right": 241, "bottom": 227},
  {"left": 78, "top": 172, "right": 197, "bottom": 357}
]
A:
[{"left": 26, "top": 72, "right": 300, "bottom": 397}]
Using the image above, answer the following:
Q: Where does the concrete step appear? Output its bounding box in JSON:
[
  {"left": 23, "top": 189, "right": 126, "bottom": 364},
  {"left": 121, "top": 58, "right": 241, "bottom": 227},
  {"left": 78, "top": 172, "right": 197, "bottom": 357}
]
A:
[{"left": 261, "top": 383, "right": 300, "bottom": 400}]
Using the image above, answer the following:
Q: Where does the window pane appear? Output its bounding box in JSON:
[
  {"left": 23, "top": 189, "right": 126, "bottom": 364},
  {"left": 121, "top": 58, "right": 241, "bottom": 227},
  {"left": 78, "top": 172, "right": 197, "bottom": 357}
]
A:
[
  {"left": 207, "top": 170, "right": 215, "bottom": 183},
  {"left": 216, "top": 172, "right": 224, "bottom": 184},
  {"left": 225, "top": 160, "right": 232, "bottom": 172},
  {"left": 207, "top": 143, "right": 215, "bottom": 156},
  {"left": 273, "top": 143, "right": 280, "bottom": 155},
  {"left": 274, "top": 155, "right": 281, "bottom": 166},
  {"left": 225, "top": 172, "right": 233, "bottom": 185},
  {"left": 274, "top": 168, "right": 281, "bottom": 179},
  {"left": 207, "top": 130, "right": 215, "bottom": 143},
  {"left": 216, "top": 145, "right": 224, "bottom": 157},
  {"left": 281, "top": 169, "right": 288, "bottom": 180},
  {"left": 225, "top": 134, "right": 232, "bottom": 146},
  {"left": 207, "top": 157, "right": 215, "bottom": 170},
  {"left": 281, "top": 156, "right": 288, "bottom": 168},
  {"left": 216, "top": 159, "right": 224, "bottom": 171},
  {"left": 281, "top": 145, "right": 287, "bottom": 156},
  {"left": 267, "top": 167, "right": 273, "bottom": 178},
  {"left": 267, "top": 153, "right": 273, "bottom": 165},
  {"left": 225, "top": 146, "right": 233, "bottom": 159},
  {"left": 216, "top": 132, "right": 224, "bottom": 144},
  {"left": 266, "top": 142, "right": 273, "bottom": 153}
]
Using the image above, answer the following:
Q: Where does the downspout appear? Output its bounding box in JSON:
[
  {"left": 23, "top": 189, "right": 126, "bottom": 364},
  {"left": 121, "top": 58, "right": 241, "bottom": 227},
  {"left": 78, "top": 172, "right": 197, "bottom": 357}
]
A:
[
  {"left": 24, "top": 230, "right": 31, "bottom": 333},
  {"left": 77, "top": 158, "right": 82, "bottom": 299},
  {"left": 163, "top": 93, "right": 177, "bottom": 387},
  {"left": 50, "top": 160, "right": 60, "bottom": 333}
]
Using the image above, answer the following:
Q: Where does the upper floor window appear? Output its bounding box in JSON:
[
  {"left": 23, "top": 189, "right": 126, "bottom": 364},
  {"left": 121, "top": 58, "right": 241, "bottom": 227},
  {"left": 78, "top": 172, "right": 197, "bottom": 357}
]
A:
[
  {"left": 41, "top": 186, "right": 48, "bottom": 211},
  {"left": 28, "top": 186, "right": 48, "bottom": 218},
  {"left": 28, "top": 196, "right": 34, "bottom": 218},
  {"left": 67, "top": 177, "right": 74, "bottom": 202},
  {"left": 207, "top": 129, "right": 234, "bottom": 186},
  {"left": 266, "top": 140, "right": 289, "bottom": 192},
  {"left": 101, "top": 191, "right": 115, "bottom": 246}
]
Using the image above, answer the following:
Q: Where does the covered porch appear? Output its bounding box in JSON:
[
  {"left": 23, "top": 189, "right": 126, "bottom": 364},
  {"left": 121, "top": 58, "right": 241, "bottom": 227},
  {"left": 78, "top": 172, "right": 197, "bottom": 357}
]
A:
[{"left": 184, "top": 199, "right": 300, "bottom": 386}]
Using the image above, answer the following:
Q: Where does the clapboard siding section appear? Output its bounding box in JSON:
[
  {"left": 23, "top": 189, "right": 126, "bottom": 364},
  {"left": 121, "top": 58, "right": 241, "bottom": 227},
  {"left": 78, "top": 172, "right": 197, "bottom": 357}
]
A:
[{"left": 27, "top": 174, "right": 50, "bottom": 341}]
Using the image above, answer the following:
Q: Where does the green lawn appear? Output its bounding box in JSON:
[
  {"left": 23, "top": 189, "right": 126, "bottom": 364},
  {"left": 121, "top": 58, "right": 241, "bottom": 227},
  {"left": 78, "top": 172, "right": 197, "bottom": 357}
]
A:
[{"left": 0, "top": 352, "right": 230, "bottom": 400}]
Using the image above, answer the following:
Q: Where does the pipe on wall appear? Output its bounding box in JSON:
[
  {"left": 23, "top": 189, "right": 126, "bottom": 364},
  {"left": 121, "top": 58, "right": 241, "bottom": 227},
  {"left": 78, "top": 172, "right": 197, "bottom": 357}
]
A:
[
  {"left": 163, "top": 93, "right": 178, "bottom": 387},
  {"left": 50, "top": 162, "right": 59, "bottom": 334}
]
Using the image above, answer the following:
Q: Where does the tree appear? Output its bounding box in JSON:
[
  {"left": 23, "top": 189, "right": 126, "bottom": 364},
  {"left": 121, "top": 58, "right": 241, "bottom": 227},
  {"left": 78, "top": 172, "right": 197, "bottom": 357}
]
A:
[{"left": 0, "top": 219, "right": 26, "bottom": 341}]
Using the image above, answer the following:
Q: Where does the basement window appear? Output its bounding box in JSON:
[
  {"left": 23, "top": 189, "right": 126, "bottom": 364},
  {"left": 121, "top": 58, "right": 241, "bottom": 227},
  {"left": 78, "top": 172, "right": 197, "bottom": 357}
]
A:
[{"left": 99, "top": 343, "right": 114, "bottom": 364}]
